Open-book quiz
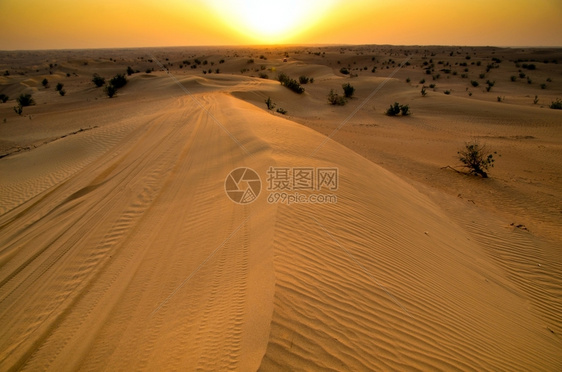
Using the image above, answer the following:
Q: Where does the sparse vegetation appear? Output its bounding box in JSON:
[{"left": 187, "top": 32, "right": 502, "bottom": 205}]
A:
[
  {"left": 92, "top": 74, "right": 105, "bottom": 87},
  {"left": 277, "top": 73, "right": 304, "bottom": 94},
  {"left": 16, "top": 93, "right": 34, "bottom": 107},
  {"left": 550, "top": 98, "right": 562, "bottom": 110},
  {"left": 386, "top": 102, "right": 410, "bottom": 116},
  {"left": 105, "top": 84, "right": 117, "bottom": 98},
  {"left": 265, "top": 97, "right": 275, "bottom": 110},
  {"left": 342, "top": 83, "right": 355, "bottom": 98},
  {"left": 457, "top": 141, "right": 497, "bottom": 178},
  {"left": 110, "top": 74, "right": 127, "bottom": 89},
  {"left": 327, "top": 89, "right": 346, "bottom": 106}
]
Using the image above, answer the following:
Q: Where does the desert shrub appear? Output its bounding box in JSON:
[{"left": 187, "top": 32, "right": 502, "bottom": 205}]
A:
[
  {"left": 444, "top": 90, "right": 451, "bottom": 95},
  {"left": 540, "top": 83, "right": 546, "bottom": 89},
  {"left": 277, "top": 73, "right": 304, "bottom": 94},
  {"left": 550, "top": 98, "right": 562, "bottom": 110},
  {"left": 59, "top": 89, "right": 66, "bottom": 96},
  {"left": 406, "top": 77, "right": 411, "bottom": 83},
  {"left": 13, "top": 105, "right": 23, "bottom": 115},
  {"left": 421, "top": 88, "right": 427, "bottom": 96},
  {"left": 457, "top": 141, "right": 496, "bottom": 178},
  {"left": 400, "top": 104, "right": 410, "bottom": 116},
  {"left": 342, "top": 83, "right": 355, "bottom": 98},
  {"left": 486, "top": 80, "right": 495, "bottom": 87},
  {"left": 42, "top": 78, "right": 49, "bottom": 88},
  {"left": 385, "top": 102, "right": 401, "bottom": 116},
  {"left": 510, "top": 75, "right": 517, "bottom": 82},
  {"left": 247, "top": 59, "right": 254, "bottom": 64},
  {"left": 203, "top": 60, "right": 208, "bottom": 65},
  {"left": 105, "top": 84, "right": 117, "bottom": 98},
  {"left": 339, "top": 67, "right": 350, "bottom": 75},
  {"left": 497, "top": 96, "right": 502, "bottom": 102},
  {"left": 258, "top": 72, "right": 268, "bottom": 79},
  {"left": 479, "top": 73, "right": 486, "bottom": 79},
  {"left": 92, "top": 74, "right": 105, "bottom": 87},
  {"left": 327, "top": 89, "right": 346, "bottom": 106},
  {"left": 533, "top": 95, "right": 539, "bottom": 104},
  {"left": 265, "top": 97, "right": 275, "bottom": 110},
  {"left": 299, "top": 76, "right": 310, "bottom": 84},
  {"left": 522, "top": 63, "right": 536, "bottom": 70},
  {"left": 276, "top": 108, "right": 287, "bottom": 115},
  {"left": 16, "top": 93, "right": 34, "bottom": 107},
  {"left": 110, "top": 74, "right": 127, "bottom": 89},
  {"left": 546, "top": 77, "right": 552, "bottom": 82},
  {"left": 219, "top": 59, "right": 225, "bottom": 64},
  {"left": 429, "top": 84, "right": 436, "bottom": 89},
  {"left": 527, "top": 77, "right": 532, "bottom": 84},
  {"left": 470, "top": 80, "right": 479, "bottom": 87},
  {"left": 194, "top": 59, "right": 201, "bottom": 65},
  {"left": 0, "top": 94, "right": 8, "bottom": 103},
  {"left": 519, "top": 72, "right": 526, "bottom": 79},
  {"left": 55, "top": 82, "right": 64, "bottom": 91}
]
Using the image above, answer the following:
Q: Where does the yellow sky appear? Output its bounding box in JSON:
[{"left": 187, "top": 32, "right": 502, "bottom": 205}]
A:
[{"left": 1, "top": 0, "right": 561, "bottom": 50}]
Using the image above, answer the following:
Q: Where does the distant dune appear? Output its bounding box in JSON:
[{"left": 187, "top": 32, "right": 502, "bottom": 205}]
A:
[{"left": 0, "top": 45, "right": 561, "bottom": 370}]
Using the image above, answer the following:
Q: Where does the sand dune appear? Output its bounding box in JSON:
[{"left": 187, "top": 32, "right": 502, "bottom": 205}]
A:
[{"left": 1, "top": 46, "right": 561, "bottom": 370}]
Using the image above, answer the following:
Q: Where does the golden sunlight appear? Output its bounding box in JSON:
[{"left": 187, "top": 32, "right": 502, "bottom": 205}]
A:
[{"left": 208, "top": 0, "right": 338, "bottom": 43}]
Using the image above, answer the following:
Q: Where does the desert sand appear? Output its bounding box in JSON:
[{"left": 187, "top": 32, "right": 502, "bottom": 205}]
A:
[{"left": 0, "top": 45, "right": 561, "bottom": 371}]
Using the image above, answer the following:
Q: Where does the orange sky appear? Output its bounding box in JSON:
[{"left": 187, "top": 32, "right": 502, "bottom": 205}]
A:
[{"left": 1, "top": 0, "right": 561, "bottom": 50}]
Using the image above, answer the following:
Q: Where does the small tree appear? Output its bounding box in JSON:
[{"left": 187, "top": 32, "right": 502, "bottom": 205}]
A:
[
  {"left": 265, "top": 97, "right": 275, "bottom": 110},
  {"left": 342, "top": 83, "right": 355, "bottom": 98},
  {"left": 92, "top": 74, "right": 105, "bottom": 87},
  {"left": 457, "top": 141, "right": 496, "bottom": 178}
]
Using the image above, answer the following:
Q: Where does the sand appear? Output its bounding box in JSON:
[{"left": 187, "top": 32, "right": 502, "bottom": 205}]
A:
[{"left": 0, "top": 45, "right": 561, "bottom": 370}]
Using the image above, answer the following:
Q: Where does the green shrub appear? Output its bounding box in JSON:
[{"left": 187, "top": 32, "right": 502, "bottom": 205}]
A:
[
  {"left": 265, "top": 97, "right": 275, "bottom": 110},
  {"left": 386, "top": 102, "right": 401, "bottom": 116},
  {"left": 110, "top": 74, "right": 127, "bottom": 89},
  {"left": 277, "top": 73, "right": 304, "bottom": 94},
  {"left": 457, "top": 141, "right": 496, "bottom": 178},
  {"left": 342, "top": 83, "right": 355, "bottom": 98},
  {"left": 327, "top": 89, "right": 346, "bottom": 106},
  {"left": 550, "top": 98, "right": 562, "bottom": 110},
  {"left": 105, "top": 84, "right": 117, "bottom": 98},
  {"left": 16, "top": 93, "right": 34, "bottom": 107},
  {"left": 92, "top": 74, "right": 105, "bottom": 87}
]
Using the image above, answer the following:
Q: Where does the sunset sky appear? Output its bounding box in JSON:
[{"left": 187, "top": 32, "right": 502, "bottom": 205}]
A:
[{"left": 1, "top": 0, "right": 561, "bottom": 50}]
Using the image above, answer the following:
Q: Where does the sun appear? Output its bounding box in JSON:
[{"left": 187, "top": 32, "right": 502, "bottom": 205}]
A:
[{"left": 208, "top": 0, "right": 338, "bottom": 43}]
